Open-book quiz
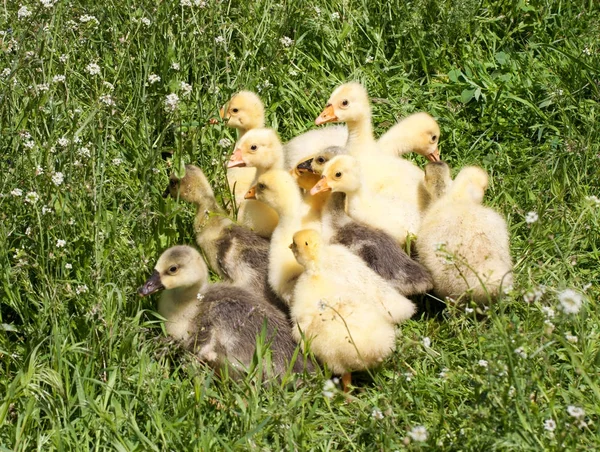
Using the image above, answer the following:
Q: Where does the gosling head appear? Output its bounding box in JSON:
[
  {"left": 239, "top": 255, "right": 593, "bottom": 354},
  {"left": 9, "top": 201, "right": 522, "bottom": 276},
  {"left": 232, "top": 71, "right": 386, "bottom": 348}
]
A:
[
  {"left": 227, "top": 128, "right": 283, "bottom": 170},
  {"left": 423, "top": 161, "right": 452, "bottom": 201},
  {"left": 290, "top": 229, "right": 323, "bottom": 268},
  {"left": 164, "top": 165, "right": 214, "bottom": 204},
  {"left": 296, "top": 145, "right": 346, "bottom": 176},
  {"left": 244, "top": 170, "right": 300, "bottom": 213},
  {"left": 138, "top": 245, "right": 208, "bottom": 297},
  {"left": 398, "top": 112, "right": 441, "bottom": 162},
  {"left": 452, "top": 166, "right": 489, "bottom": 204},
  {"left": 220, "top": 91, "right": 265, "bottom": 131},
  {"left": 315, "top": 82, "right": 371, "bottom": 125},
  {"left": 310, "top": 155, "right": 361, "bottom": 196},
  {"left": 292, "top": 166, "right": 322, "bottom": 191}
]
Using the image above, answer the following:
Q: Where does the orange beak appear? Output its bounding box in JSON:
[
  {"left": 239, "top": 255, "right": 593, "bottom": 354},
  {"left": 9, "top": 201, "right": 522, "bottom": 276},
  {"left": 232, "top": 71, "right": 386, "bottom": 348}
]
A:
[
  {"left": 219, "top": 106, "right": 226, "bottom": 119},
  {"left": 244, "top": 185, "right": 257, "bottom": 200},
  {"left": 310, "top": 177, "right": 331, "bottom": 195},
  {"left": 227, "top": 148, "right": 246, "bottom": 168},
  {"left": 426, "top": 146, "right": 440, "bottom": 162},
  {"left": 315, "top": 104, "right": 337, "bottom": 125}
]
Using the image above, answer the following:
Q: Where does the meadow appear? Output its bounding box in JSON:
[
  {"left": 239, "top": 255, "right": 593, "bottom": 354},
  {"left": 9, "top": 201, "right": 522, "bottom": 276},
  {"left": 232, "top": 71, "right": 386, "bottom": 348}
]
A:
[{"left": 1, "top": 0, "right": 599, "bottom": 449}]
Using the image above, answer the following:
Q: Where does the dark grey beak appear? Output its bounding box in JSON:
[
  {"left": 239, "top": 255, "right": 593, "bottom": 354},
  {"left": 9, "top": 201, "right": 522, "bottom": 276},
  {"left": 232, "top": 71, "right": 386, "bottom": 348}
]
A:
[
  {"left": 138, "top": 270, "right": 165, "bottom": 297},
  {"left": 296, "top": 158, "right": 315, "bottom": 173}
]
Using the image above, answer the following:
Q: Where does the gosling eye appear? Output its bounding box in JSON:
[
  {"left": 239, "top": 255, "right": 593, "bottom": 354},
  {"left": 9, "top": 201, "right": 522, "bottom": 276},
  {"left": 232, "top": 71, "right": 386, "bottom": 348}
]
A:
[
  {"left": 335, "top": 171, "right": 342, "bottom": 178},
  {"left": 169, "top": 179, "right": 177, "bottom": 186},
  {"left": 168, "top": 265, "right": 179, "bottom": 274},
  {"left": 232, "top": 108, "right": 239, "bottom": 113},
  {"left": 341, "top": 99, "right": 349, "bottom": 107},
  {"left": 250, "top": 145, "right": 258, "bottom": 151},
  {"left": 431, "top": 135, "right": 438, "bottom": 141},
  {"left": 258, "top": 183, "right": 266, "bottom": 191},
  {"left": 305, "top": 241, "right": 308, "bottom": 245},
  {"left": 317, "top": 157, "right": 325, "bottom": 164}
]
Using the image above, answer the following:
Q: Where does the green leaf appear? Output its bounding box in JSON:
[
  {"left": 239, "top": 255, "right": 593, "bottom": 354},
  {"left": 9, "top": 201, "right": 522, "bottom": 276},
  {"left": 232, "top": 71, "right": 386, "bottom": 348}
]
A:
[{"left": 461, "top": 88, "right": 476, "bottom": 104}]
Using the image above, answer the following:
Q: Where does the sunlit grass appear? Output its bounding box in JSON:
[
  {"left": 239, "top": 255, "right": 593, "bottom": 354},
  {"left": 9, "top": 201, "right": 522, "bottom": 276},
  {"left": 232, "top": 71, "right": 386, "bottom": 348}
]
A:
[{"left": 1, "top": 0, "right": 599, "bottom": 449}]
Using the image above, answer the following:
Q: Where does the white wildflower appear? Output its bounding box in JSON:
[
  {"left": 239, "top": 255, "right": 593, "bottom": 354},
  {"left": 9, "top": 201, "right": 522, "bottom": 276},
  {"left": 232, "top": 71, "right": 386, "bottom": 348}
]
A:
[
  {"left": 11, "top": 188, "right": 23, "bottom": 197},
  {"left": 76, "top": 285, "right": 89, "bottom": 294},
  {"left": 1, "top": 68, "right": 11, "bottom": 78},
  {"left": 289, "top": 69, "right": 298, "bottom": 76},
  {"left": 40, "top": 0, "right": 56, "bottom": 8},
  {"left": 23, "top": 140, "right": 35, "bottom": 149},
  {"left": 465, "top": 307, "right": 474, "bottom": 314},
  {"left": 141, "top": 17, "right": 151, "bottom": 26},
  {"left": 35, "top": 166, "right": 43, "bottom": 175},
  {"left": 544, "top": 319, "right": 555, "bottom": 335},
  {"left": 194, "top": 0, "right": 207, "bottom": 6},
  {"left": 78, "top": 146, "right": 91, "bottom": 158},
  {"left": 37, "top": 83, "right": 50, "bottom": 92},
  {"left": 42, "top": 206, "right": 52, "bottom": 214},
  {"left": 148, "top": 74, "right": 161, "bottom": 84},
  {"left": 371, "top": 408, "right": 384, "bottom": 420},
  {"left": 65, "top": 263, "right": 72, "bottom": 269},
  {"left": 52, "top": 75, "right": 65, "bottom": 83},
  {"left": 525, "top": 211, "right": 538, "bottom": 224},
  {"left": 439, "top": 368, "right": 449, "bottom": 379},
  {"left": 280, "top": 36, "right": 294, "bottom": 47},
  {"left": 541, "top": 306, "right": 555, "bottom": 318},
  {"left": 57, "top": 137, "right": 69, "bottom": 147},
  {"left": 543, "top": 418, "right": 556, "bottom": 432},
  {"left": 422, "top": 337, "right": 431, "bottom": 348},
  {"left": 52, "top": 172, "right": 64, "bottom": 186},
  {"left": 164, "top": 93, "right": 180, "bottom": 113},
  {"left": 171, "top": 62, "right": 180, "bottom": 71},
  {"left": 585, "top": 195, "right": 600, "bottom": 205},
  {"left": 514, "top": 347, "right": 527, "bottom": 358},
  {"left": 18, "top": 6, "right": 32, "bottom": 19},
  {"left": 180, "top": 81, "right": 192, "bottom": 97},
  {"left": 365, "top": 55, "right": 374, "bottom": 63},
  {"left": 103, "top": 81, "right": 114, "bottom": 91},
  {"left": 478, "top": 359, "right": 488, "bottom": 368},
  {"left": 218, "top": 138, "right": 232, "bottom": 148},
  {"left": 56, "top": 239, "right": 66, "bottom": 248},
  {"left": 565, "top": 333, "right": 578, "bottom": 344},
  {"left": 408, "top": 425, "right": 428, "bottom": 442},
  {"left": 314, "top": 6, "right": 321, "bottom": 15},
  {"left": 558, "top": 289, "right": 583, "bottom": 314},
  {"left": 180, "top": 0, "right": 192, "bottom": 5},
  {"left": 215, "top": 36, "right": 225, "bottom": 44},
  {"left": 583, "top": 47, "right": 591, "bottom": 56},
  {"left": 331, "top": 12, "right": 340, "bottom": 20},
  {"left": 25, "top": 191, "right": 39, "bottom": 204},
  {"left": 85, "top": 62, "right": 101, "bottom": 76},
  {"left": 79, "top": 15, "right": 99, "bottom": 24},
  {"left": 59, "top": 54, "right": 68, "bottom": 63},
  {"left": 322, "top": 379, "right": 335, "bottom": 398},
  {"left": 112, "top": 158, "right": 123, "bottom": 166},
  {"left": 567, "top": 406, "right": 585, "bottom": 419},
  {"left": 99, "top": 94, "right": 115, "bottom": 106}
]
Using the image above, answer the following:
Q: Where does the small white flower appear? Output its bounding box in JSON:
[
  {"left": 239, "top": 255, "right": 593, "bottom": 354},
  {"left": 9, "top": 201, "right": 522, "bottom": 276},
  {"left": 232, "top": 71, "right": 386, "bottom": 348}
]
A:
[
  {"left": 171, "top": 62, "right": 180, "bottom": 71},
  {"left": 52, "top": 172, "right": 64, "bottom": 186},
  {"left": 408, "top": 425, "right": 428, "bottom": 442},
  {"left": 583, "top": 47, "right": 591, "bottom": 56},
  {"left": 65, "top": 263, "right": 72, "bottom": 269},
  {"left": 280, "top": 36, "right": 294, "bottom": 47},
  {"left": 422, "top": 337, "right": 431, "bottom": 348},
  {"left": 331, "top": 12, "right": 340, "bottom": 20},
  {"left": 52, "top": 75, "right": 66, "bottom": 83},
  {"left": 37, "top": 83, "right": 50, "bottom": 92},
  {"left": 103, "top": 81, "right": 115, "bottom": 91},
  {"left": 180, "top": 0, "right": 192, "bottom": 5},
  {"left": 164, "top": 93, "right": 180, "bottom": 113},
  {"left": 567, "top": 405, "right": 585, "bottom": 419},
  {"left": 25, "top": 227, "right": 32, "bottom": 236},
  {"left": 76, "top": 285, "right": 89, "bottom": 294},
  {"left": 514, "top": 346, "right": 527, "bottom": 358},
  {"left": 56, "top": 239, "right": 66, "bottom": 248},
  {"left": 141, "top": 17, "right": 151, "bottom": 26},
  {"left": 465, "top": 307, "right": 474, "bottom": 314},
  {"left": 478, "top": 359, "right": 488, "bottom": 368},
  {"left": 148, "top": 74, "right": 161, "bottom": 84},
  {"left": 79, "top": 15, "right": 99, "bottom": 24},
  {"left": 35, "top": 166, "right": 43, "bottom": 175},
  {"left": 180, "top": 82, "right": 192, "bottom": 97},
  {"left": 59, "top": 54, "right": 68, "bottom": 63},
  {"left": 99, "top": 94, "right": 115, "bottom": 106},
  {"left": 112, "top": 158, "right": 123, "bottom": 166},
  {"left": 1, "top": 68, "right": 11, "bottom": 78},
  {"left": 18, "top": 6, "right": 32, "bottom": 19},
  {"left": 42, "top": 205, "right": 52, "bottom": 214},
  {"left": 544, "top": 319, "right": 555, "bottom": 335},
  {"left": 85, "top": 62, "right": 101, "bottom": 76},
  {"left": 565, "top": 333, "right": 578, "bottom": 344},
  {"left": 194, "top": 0, "right": 207, "bottom": 6},
  {"left": 541, "top": 306, "right": 555, "bottom": 318},
  {"left": 11, "top": 188, "right": 23, "bottom": 197},
  {"left": 365, "top": 55, "right": 374, "bottom": 63},
  {"left": 57, "top": 137, "right": 69, "bottom": 147},
  {"left": 525, "top": 211, "right": 538, "bottom": 224},
  {"left": 558, "top": 289, "right": 583, "bottom": 314},
  {"left": 585, "top": 195, "right": 600, "bottom": 206},
  {"left": 25, "top": 191, "right": 39, "bottom": 204},
  {"left": 289, "top": 69, "right": 298, "bottom": 76},
  {"left": 78, "top": 146, "right": 91, "bottom": 158},
  {"left": 314, "top": 6, "right": 321, "bottom": 15},
  {"left": 214, "top": 36, "right": 225, "bottom": 44},
  {"left": 371, "top": 408, "right": 384, "bottom": 420},
  {"left": 40, "top": 0, "right": 56, "bottom": 8},
  {"left": 438, "top": 368, "right": 449, "bottom": 379},
  {"left": 322, "top": 379, "right": 335, "bottom": 398},
  {"left": 218, "top": 138, "right": 232, "bottom": 148}
]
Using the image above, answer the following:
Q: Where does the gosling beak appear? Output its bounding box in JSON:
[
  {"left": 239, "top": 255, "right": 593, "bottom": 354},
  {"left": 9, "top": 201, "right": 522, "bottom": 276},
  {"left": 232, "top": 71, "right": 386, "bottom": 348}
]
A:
[
  {"left": 138, "top": 270, "right": 165, "bottom": 297},
  {"left": 426, "top": 147, "right": 440, "bottom": 162},
  {"left": 315, "top": 104, "right": 337, "bottom": 125},
  {"left": 219, "top": 106, "right": 226, "bottom": 119},
  {"left": 227, "top": 148, "right": 246, "bottom": 168},
  {"left": 296, "top": 158, "right": 315, "bottom": 173},
  {"left": 310, "top": 177, "right": 331, "bottom": 195},
  {"left": 244, "top": 185, "right": 257, "bottom": 200}
]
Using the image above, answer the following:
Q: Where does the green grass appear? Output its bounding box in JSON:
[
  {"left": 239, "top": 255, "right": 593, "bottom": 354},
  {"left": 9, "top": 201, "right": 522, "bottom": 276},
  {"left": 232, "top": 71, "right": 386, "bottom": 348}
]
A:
[{"left": 1, "top": 0, "right": 599, "bottom": 449}]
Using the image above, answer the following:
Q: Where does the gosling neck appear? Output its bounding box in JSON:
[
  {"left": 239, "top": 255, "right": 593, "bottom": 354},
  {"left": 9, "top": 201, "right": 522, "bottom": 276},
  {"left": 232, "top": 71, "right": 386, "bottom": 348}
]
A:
[{"left": 346, "top": 115, "right": 375, "bottom": 156}]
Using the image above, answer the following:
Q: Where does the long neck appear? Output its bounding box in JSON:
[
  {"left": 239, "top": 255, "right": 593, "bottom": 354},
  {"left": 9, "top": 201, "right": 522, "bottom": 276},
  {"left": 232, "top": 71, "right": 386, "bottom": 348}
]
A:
[
  {"left": 158, "top": 282, "right": 205, "bottom": 320},
  {"left": 187, "top": 185, "right": 225, "bottom": 216},
  {"left": 275, "top": 189, "right": 303, "bottom": 227},
  {"left": 346, "top": 115, "right": 375, "bottom": 156}
]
